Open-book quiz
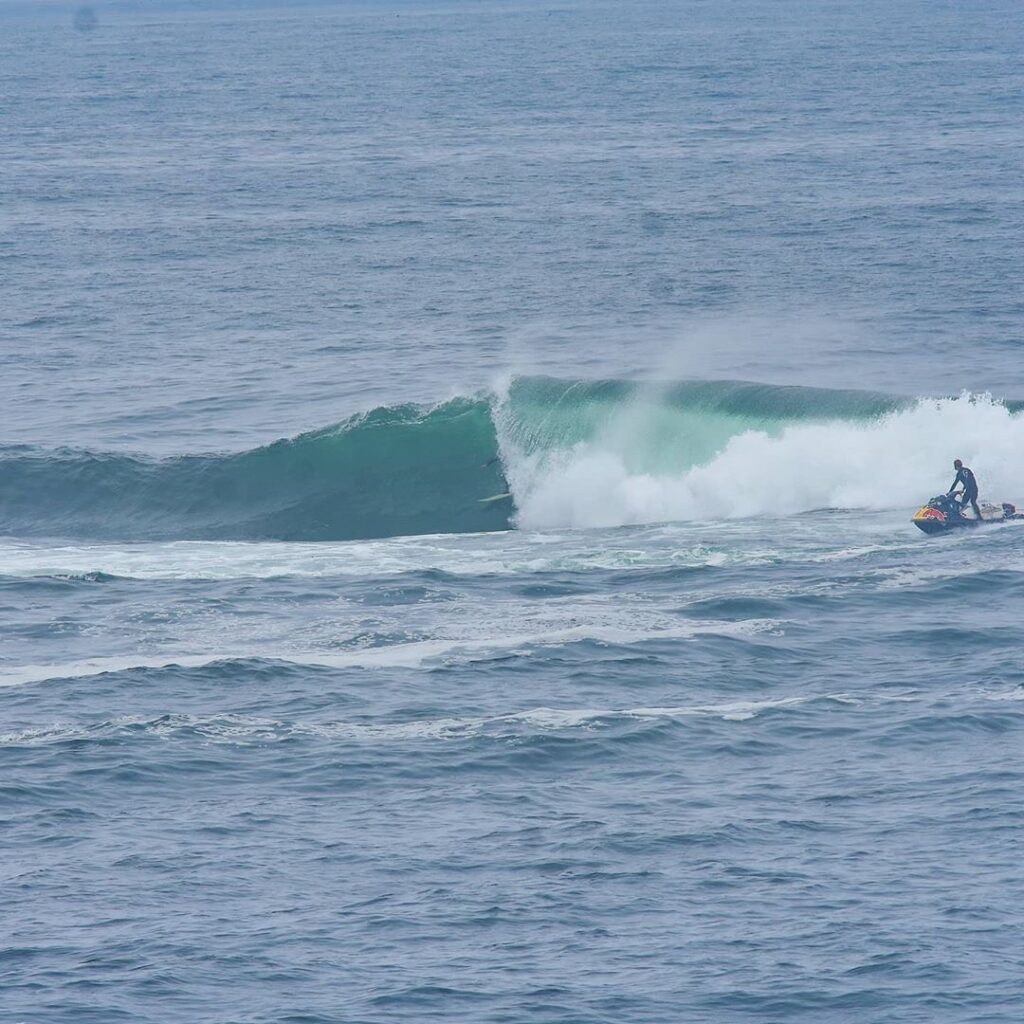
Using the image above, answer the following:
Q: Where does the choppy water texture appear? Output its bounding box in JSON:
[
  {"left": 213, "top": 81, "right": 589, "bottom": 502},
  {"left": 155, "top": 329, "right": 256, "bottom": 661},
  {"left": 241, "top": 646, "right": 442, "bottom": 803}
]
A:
[{"left": 3, "top": 1, "right": 1024, "bottom": 1022}]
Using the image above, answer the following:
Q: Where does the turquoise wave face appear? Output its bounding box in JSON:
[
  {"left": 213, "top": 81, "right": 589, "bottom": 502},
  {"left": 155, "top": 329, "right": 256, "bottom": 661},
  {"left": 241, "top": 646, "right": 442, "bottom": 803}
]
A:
[
  {"left": 0, "top": 398, "right": 509, "bottom": 541},
  {"left": 0, "top": 377, "right": 939, "bottom": 542},
  {"left": 498, "top": 376, "right": 906, "bottom": 475}
]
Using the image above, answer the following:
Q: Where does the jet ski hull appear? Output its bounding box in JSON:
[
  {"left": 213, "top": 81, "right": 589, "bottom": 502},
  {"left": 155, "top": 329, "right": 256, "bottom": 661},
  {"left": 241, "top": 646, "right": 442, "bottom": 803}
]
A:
[
  {"left": 912, "top": 495, "right": 1018, "bottom": 534},
  {"left": 912, "top": 512, "right": 981, "bottom": 535}
]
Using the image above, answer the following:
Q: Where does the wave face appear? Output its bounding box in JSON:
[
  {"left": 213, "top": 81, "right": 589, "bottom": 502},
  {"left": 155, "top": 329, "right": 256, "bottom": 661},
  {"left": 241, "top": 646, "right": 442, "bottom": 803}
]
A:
[
  {"left": 3, "top": 377, "right": 1020, "bottom": 541},
  {"left": 0, "top": 399, "right": 509, "bottom": 541}
]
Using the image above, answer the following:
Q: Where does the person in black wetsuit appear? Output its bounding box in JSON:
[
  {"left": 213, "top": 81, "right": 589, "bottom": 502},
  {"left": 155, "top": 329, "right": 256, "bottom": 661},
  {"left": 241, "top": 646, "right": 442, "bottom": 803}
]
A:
[{"left": 949, "top": 459, "right": 981, "bottom": 520}]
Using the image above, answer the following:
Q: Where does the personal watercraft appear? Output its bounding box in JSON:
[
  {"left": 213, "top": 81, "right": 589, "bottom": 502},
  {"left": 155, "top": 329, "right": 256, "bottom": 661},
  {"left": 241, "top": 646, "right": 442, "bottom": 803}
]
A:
[{"left": 912, "top": 494, "right": 1024, "bottom": 535}]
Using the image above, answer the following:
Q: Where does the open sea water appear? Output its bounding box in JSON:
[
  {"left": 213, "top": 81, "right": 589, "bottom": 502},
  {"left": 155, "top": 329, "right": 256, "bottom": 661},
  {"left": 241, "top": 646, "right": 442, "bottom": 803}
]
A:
[{"left": 3, "top": 1, "right": 1024, "bottom": 1021}]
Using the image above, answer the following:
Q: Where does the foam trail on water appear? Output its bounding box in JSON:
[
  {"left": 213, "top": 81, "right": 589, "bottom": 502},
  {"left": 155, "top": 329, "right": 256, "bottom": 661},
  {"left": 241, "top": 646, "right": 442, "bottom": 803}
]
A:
[
  {"left": 0, "top": 618, "right": 778, "bottom": 688},
  {"left": 504, "top": 393, "right": 1024, "bottom": 529}
]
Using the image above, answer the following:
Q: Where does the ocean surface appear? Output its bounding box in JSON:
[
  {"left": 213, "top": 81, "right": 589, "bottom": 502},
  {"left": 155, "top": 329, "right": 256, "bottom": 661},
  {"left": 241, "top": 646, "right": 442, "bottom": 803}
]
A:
[{"left": 3, "top": 1, "right": 1024, "bottom": 1021}]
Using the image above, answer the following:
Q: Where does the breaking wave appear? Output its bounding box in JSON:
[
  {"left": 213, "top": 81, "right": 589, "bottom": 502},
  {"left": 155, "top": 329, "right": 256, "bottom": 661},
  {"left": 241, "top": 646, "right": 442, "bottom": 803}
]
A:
[{"left": 2, "top": 376, "right": 1020, "bottom": 541}]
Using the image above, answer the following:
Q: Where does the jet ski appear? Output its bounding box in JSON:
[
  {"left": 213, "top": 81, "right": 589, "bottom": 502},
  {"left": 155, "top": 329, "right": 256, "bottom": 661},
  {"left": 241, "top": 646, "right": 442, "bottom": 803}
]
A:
[{"left": 912, "top": 494, "right": 1024, "bottom": 534}]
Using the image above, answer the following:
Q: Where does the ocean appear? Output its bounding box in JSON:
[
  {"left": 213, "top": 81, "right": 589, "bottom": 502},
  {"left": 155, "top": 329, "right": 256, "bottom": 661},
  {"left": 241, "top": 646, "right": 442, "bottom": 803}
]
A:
[{"left": 3, "top": 1, "right": 1024, "bottom": 1021}]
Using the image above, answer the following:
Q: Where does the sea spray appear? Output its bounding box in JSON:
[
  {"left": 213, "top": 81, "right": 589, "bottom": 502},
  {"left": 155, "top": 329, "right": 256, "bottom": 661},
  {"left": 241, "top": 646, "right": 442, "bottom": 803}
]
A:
[{"left": 508, "top": 391, "right": 1022, "bottom": 529}]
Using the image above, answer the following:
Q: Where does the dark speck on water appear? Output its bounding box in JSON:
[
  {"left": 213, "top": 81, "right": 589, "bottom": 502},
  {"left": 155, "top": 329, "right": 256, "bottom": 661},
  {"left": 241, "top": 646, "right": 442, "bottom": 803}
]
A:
[{"left": 73, "top": 7, "right": 98, "bottom": 32}]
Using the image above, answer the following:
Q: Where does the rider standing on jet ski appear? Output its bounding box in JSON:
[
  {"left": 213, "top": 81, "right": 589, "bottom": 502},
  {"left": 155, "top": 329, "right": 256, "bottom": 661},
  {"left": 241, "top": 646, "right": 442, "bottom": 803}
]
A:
[{"left": 949, "top": 459, "right": 982, "bottom": 520}]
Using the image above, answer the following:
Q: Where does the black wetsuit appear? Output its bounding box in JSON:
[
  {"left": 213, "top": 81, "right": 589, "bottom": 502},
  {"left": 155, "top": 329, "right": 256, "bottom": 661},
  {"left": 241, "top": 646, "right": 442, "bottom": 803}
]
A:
[{"left": 949, "top": 466, "right": 981, "bottom": 520}]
